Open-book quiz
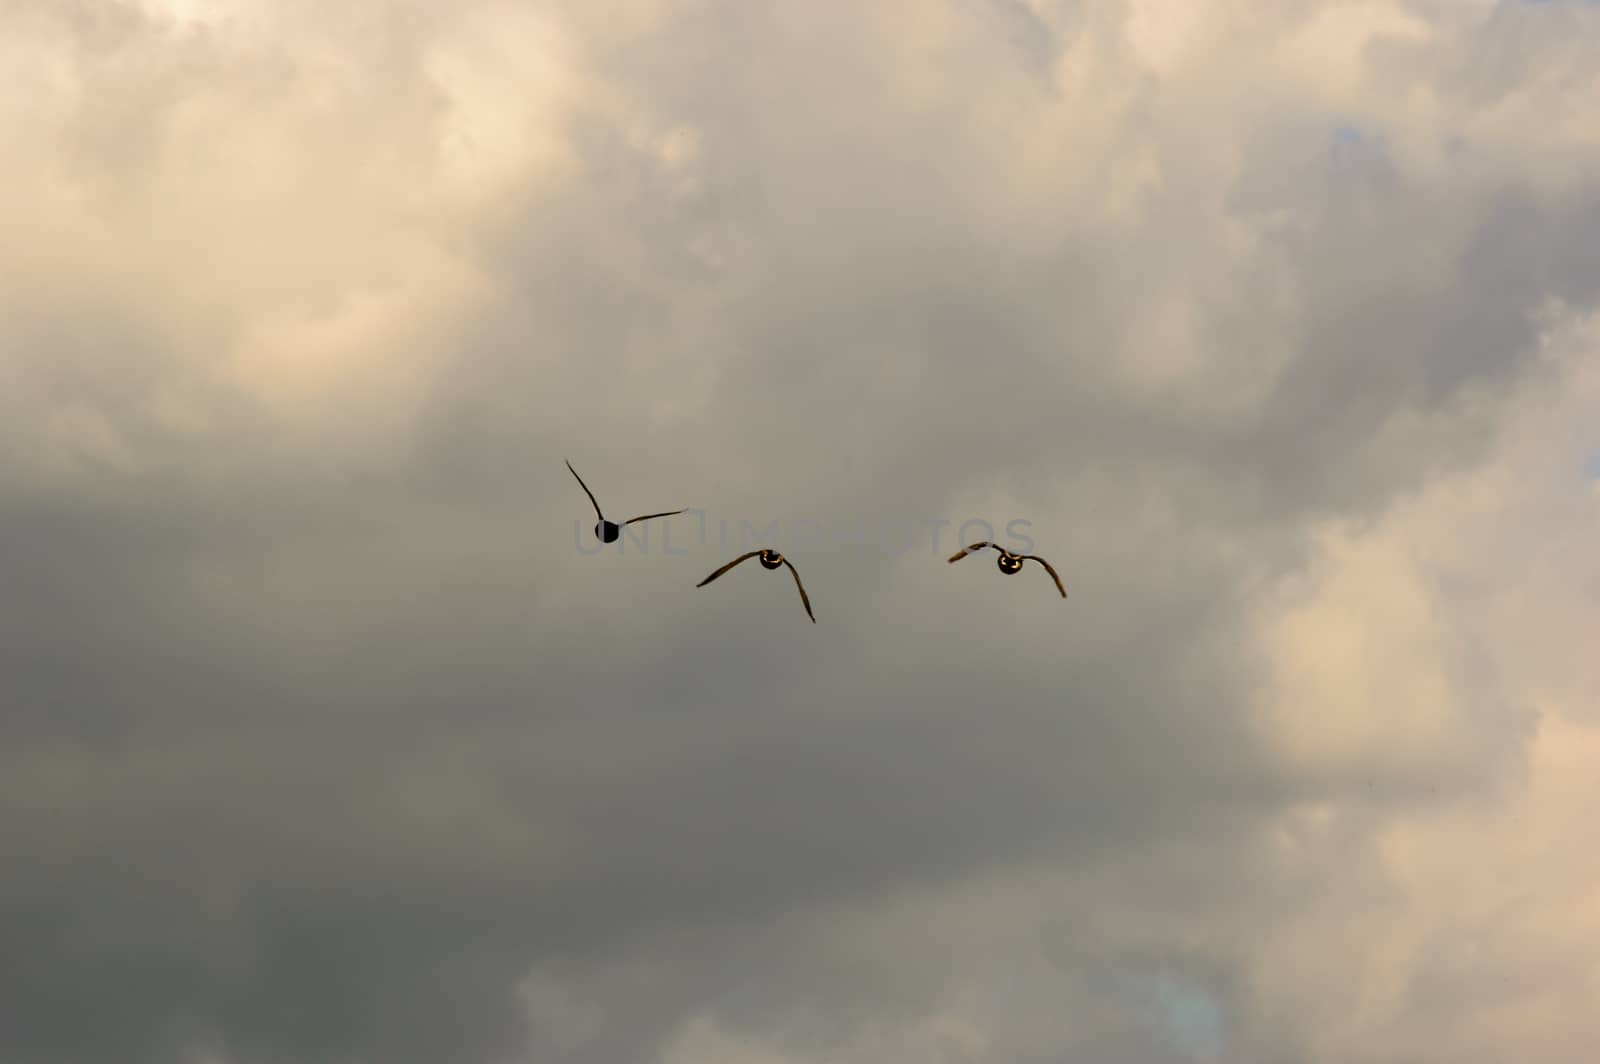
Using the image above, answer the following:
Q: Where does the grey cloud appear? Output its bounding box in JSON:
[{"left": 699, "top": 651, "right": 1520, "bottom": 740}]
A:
[{"left": 3, "top": 1, "right": 1598, "bottom": 1063}]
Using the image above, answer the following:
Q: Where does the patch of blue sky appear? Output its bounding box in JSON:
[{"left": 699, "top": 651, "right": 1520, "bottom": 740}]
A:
[
  {"left": 1152, "top": 975, "right": 1226, "bottom": 1061},
  {"left": 1326, "top": 122, "right": 1391, "bottom": 168}
]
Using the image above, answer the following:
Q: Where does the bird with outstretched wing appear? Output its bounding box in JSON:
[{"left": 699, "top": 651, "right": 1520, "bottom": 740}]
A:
[
  {"left": 948, "top": 541, "right": 1067, "bottom": 599},
  {"left": 566, "top": 459, "right": 686, "bottom": 544},
  {"left": 697, "top": 549, "right": 815, "bottom": 623}
]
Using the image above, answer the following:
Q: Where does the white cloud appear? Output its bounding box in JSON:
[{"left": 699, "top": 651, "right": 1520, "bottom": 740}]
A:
[{"left": 1240, "top": 309, "right": 1600, "bottom": 1061}]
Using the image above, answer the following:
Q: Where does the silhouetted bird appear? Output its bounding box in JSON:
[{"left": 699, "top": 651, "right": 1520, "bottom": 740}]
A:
[
  {"left": 566, "top": 459, "right": 685, "bottom": 544},
  {"left": 696, "top": 549, "right": 815, "bottom": 623},
  {"left": 948, "top": 541, "right": 1067, "bottom": 598}
]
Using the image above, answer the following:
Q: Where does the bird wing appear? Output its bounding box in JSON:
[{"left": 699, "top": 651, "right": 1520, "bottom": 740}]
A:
[
  {"left": 947, "top": 541, "right": 997, "bottom": 563},
  {"left": 781, "top": 557, "right": 816, "bottom": 623},
  {"left": 623, "top": 509, "right": 687, "bottom": 525},
  {"left": 565, "top": 459, "right": 604, "bottom": 522},
  {"left": 696, "top": 551, "right": 762, "bottom": 588},
  {"left": 1021, "top": 554, "right": 1068, "bottom": 598}
]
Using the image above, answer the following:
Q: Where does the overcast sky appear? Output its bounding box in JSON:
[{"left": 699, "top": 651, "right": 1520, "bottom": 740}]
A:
[{"left": 3, "top": 1, "right": 1599, "bottom": 1062}]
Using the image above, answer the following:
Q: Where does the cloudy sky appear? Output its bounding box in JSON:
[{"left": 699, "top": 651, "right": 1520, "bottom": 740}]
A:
[{"left": 4, "top": 0, "right": 1599, "bottom": 1061}]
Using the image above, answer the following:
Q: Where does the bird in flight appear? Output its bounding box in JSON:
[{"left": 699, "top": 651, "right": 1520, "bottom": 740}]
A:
[
  {"left": 948, "top": 542, "right": 1067, "bottom": 599},
  {"left": 566, "top": 459, "right": 686, "bottom": 544},
  {"left": 696, "top": 549, "right": 815, "bottom": 623}
]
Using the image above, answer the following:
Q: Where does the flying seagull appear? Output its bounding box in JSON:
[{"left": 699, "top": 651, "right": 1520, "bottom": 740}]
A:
[
  {"left": 696, "top": 549, "right": 815, "bottom": 623},
  {"left": 566, "top": 459, "right": 686, "bottom": 544},
  {"left": 948, "top": 541, "right": 1067, "bottom": 599}
]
